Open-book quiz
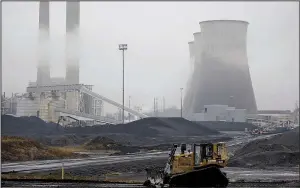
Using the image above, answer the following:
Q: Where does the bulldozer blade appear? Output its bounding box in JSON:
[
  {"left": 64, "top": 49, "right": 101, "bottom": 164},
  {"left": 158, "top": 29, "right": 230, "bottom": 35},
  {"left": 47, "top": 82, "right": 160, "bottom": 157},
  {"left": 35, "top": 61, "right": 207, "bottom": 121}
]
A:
[
  {"left": 168, "top": 165, "right": 229, "bottom": 187},
  {"left": 144, "top": 168, "right": 164, "bottom": 187}
]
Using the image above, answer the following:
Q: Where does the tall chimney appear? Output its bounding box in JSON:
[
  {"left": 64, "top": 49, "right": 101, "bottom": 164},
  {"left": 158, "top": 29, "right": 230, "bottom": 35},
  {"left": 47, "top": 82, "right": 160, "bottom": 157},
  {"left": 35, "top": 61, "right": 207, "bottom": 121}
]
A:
[
  {"left": 65, "top": 2, "right": 80, "bottom": 84},
  {"left": 37, "top": 1, "right": 50, "bottom": 86}
]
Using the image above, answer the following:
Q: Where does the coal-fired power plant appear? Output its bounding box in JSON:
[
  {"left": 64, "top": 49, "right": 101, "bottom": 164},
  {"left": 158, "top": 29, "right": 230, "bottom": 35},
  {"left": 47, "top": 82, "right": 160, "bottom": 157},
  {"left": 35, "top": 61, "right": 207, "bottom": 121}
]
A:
[
  {"left": 184, "top": 20, "right": 257, "bottom": 115},
  {"left": 6, "top": 1, "right": 146, "bottom": 125}
]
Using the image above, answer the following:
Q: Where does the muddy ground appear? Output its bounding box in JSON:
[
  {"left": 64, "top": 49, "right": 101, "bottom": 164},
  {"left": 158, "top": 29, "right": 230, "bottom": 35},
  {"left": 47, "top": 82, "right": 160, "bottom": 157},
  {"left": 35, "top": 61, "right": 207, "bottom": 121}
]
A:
[
  {"left": 2, "top": 180, "right": 299, "bottom": 188},
  {"left": 35, "top": 155, "right": 299, "bottom": 183}
]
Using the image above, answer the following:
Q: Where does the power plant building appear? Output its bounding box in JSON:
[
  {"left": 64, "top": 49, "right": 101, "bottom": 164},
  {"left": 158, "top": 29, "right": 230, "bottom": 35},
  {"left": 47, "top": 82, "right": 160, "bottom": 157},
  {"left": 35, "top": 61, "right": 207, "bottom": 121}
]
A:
[{"left": 184, "top": 20, "right": 257, "bottom": 115}]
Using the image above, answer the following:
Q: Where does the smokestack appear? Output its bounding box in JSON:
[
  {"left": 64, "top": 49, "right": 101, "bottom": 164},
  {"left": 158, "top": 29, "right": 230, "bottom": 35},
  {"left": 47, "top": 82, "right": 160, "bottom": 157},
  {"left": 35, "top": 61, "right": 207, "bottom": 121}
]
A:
[
  {"left": 65, "top": 2, "right": 80, "bottom": 84},
  {"left": 37, "top": 1, "right": 50, "bottom": 86}
]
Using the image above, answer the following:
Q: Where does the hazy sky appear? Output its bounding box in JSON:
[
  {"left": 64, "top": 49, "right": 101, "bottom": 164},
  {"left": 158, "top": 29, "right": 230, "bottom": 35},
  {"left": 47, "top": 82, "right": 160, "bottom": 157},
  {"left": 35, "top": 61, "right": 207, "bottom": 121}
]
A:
[{"left": 2, "top": 2, "right": 299, "bottom": 112}]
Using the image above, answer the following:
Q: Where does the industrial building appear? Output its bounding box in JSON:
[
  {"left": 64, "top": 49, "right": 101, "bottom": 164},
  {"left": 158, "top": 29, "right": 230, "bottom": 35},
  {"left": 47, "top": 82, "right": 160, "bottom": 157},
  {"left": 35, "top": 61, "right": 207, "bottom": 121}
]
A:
[
  {"left": 186, "top": 105, "right": 247, "bottom": 122},
  {"left": 184, "top": 20, "right": 257, "bottom": 115},
  {"left": 247, "top": 109, "right": 299, "bottom": 127}
]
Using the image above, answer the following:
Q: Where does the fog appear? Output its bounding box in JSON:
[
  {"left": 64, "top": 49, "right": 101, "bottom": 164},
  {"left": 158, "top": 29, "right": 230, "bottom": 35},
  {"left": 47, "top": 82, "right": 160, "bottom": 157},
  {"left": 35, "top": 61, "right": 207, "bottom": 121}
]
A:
[{"left": 2, "top": 2, "right": 299, "bottom": 112}]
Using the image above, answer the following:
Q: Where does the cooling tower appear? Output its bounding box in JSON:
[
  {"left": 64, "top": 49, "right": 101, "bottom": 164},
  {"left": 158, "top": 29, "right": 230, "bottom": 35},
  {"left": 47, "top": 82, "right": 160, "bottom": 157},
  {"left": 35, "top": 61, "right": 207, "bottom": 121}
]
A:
[
  {"left": 65, "top": 2, "right": 80, "bottom": 84},
  {"left": 37, "top": 1, "right": 50, "bottom": 86},
  {"left": 186, "top": 20, "right": 257, "bottom": 114},
  {"left": 183, "top": 41, "right": 195, "bottom": 113},
  {"left": 183, "top": 32, "right": 203, "bottom": 114},
  {"left": 188, "top": 41, "right": 195, "bottom": 72}
]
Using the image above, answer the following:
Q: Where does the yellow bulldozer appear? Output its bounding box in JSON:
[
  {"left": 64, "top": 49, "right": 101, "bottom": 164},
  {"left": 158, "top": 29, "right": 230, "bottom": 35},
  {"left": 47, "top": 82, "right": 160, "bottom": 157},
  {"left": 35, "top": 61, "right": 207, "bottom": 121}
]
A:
[{"left": 144, "top": 142, "right": 229, "bottom": 187}]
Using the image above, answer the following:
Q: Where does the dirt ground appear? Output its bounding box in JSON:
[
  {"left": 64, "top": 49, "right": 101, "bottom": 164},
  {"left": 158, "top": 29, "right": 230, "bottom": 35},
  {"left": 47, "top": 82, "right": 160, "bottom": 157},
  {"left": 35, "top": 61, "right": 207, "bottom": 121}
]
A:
[{"left": 2, "top": 179, "right": 299, "bottom": 187}]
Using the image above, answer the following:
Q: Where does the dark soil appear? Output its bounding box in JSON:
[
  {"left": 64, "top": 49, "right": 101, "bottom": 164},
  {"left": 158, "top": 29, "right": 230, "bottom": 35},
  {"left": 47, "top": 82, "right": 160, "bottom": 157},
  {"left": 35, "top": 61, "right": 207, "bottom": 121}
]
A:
[
  {"left": 195, "top": 121, "right": 258, "bottom": 131},
  {"left": 2, "top": 180, "right": 299, "bottom": 188},
  {"left": 83, "top": 136, "right": 140, "bottom": 154}
]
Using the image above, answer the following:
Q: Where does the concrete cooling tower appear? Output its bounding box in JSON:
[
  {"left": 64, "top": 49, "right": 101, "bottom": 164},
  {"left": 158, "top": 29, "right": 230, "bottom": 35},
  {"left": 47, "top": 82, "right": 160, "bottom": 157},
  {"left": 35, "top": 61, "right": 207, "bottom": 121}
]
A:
[
  {"left": 65, "top": 2, "right": 80, "bottom": 84},
  {"left": 183, "top": 41, "right": 195, "bottom": 113},
  {"left": 37, "top": 1, "right": 50, "bottom": 86},
  {"left": 184, "top": 20, "right": 257, "bottom": 114}
]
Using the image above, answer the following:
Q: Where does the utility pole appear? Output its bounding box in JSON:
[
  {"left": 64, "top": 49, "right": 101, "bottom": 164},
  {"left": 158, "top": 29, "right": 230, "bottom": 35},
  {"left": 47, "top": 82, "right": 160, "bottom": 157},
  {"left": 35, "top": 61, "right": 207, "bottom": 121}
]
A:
[
  {"left": 154, "top": 98, "right": 156, "bottom": 117},
  {"left": 128, "top": 96, "right": 131, "bottom": 122},
  {"left": 163, "top": 96, "right": 165, "bottom": 112},
  {"left": 118, "top": 44, "right": 127, "bottom": 124},
  {"left": 180, "top": 88, "right": 183, "bottom": 118},
  {"left": 156, "top": 97, "right": 159, "bottom": 117}
]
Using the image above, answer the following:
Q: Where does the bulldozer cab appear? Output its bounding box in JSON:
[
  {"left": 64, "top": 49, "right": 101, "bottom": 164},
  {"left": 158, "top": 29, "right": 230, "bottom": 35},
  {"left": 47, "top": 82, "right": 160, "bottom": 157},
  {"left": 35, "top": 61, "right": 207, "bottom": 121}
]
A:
[
  {"left": 171, "top": 142, "right": 228, "bottom": 174},
  {"left": 194, "top": 142, "right": 228, "bottom": 167}
]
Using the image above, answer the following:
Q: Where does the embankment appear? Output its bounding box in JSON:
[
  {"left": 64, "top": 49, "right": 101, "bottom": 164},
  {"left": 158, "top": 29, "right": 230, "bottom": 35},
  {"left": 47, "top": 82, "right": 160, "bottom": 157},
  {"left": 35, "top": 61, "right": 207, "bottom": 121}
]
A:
[{"left": 1, "top": 136, "right": 86, "bottom": 162}]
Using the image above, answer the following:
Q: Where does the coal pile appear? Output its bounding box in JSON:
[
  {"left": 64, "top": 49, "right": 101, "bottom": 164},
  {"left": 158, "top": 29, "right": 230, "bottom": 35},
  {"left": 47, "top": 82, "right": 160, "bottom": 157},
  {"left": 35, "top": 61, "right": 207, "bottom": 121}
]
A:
[
  {"left": 66, "top": 117, "right": 219, "bottom": 137},
  {"left": 195, "top": 121, "right": 258, "bottom": 131},
  {"left": 84, "top": 136, "right": 123, "bottom": 150},
  {"left": 84, "top": 136, "right": 140, "bottom": 154},
  {"left": 2, "top": 116, "right": 221, "bottom": 148},
  {"left": 1, "top": 115, "right": 64, "bottom": 136},
  {"left": 2, "top": 115, "right": 218, "bottom": 137},
  {"left": 228, "top": 128, "right": 300, "bottom": 168}
]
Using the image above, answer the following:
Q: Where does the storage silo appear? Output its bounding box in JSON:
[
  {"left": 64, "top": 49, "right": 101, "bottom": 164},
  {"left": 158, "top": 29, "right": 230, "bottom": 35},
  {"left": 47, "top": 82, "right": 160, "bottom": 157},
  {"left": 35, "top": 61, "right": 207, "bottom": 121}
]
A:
[
  {"left": 190, "top": 20, "right": 257, "bottom": 114},
  {"left": 16, "top": 93, "right": 40, "bottom": 117}
]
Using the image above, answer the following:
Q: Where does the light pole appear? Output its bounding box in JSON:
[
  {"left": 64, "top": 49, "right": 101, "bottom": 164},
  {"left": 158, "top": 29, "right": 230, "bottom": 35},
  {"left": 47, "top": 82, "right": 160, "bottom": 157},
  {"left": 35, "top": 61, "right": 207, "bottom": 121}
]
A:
[
  {"left": 180, "top": 88, "right": 183, "bottom": 118},
  {"left": 119, "top": 44, "right": 127, "bottom": 124}
]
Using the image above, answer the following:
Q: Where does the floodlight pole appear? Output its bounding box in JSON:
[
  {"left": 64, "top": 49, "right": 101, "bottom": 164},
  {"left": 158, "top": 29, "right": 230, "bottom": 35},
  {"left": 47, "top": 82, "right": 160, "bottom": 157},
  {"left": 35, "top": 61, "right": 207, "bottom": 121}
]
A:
[
  {"left": 119, "top": 44, "right": 127, "bottom": 124},
  {"left": 122, "top": 49, "right": 124, "bottom": 124}
]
